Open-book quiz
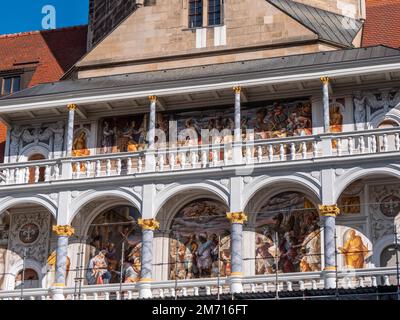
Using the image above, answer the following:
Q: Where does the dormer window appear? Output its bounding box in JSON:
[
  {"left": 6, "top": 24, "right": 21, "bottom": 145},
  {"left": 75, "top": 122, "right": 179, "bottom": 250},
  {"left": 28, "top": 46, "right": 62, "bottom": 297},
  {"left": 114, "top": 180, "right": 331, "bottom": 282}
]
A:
[
  {"left": 1, "top": 76, "right": 21, "bottom": 96},
  {"left": 208, "top": 0, "right": 222, "bottom": 26},
  {"left": 189, "top": 0, "right": 203, "bottom": 28}
]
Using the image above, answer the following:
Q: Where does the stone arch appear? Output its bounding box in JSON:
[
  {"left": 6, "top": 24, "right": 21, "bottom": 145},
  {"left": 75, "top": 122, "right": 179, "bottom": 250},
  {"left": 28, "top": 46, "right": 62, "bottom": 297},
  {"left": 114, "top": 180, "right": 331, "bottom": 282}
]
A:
[
  {"left": 3, "top": 259, "right": 44, "bottom": 290},
  {"left": 69, "top": 188, "right": 142, "bottom": 225},
  {"left": 0, "top": 196, "right": 57, "bottom": 218},
  {"left": 334, "top": 166, "right": 400, "bottom": 203},
  {"left": 243, "top": 175, "right": 321, "bottom": 224},
  {"left": 18, "top": 143, "right": 50, "bottom": 162},
  {"left": 372, "top": 234, "right": 397, "bottom": 267},
  {"left": 154, "top": 182, "right": 229, "bottom": 226},
  {"left": 370, "top": 105, "right": 400, "bottom": 129}
]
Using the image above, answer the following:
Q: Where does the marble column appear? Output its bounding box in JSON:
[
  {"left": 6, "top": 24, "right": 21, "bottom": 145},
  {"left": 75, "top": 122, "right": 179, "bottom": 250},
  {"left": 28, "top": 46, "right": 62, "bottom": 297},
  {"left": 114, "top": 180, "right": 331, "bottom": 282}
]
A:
[
  {"left": 227, "top": 211, "right": 247, "bottom": 294},
  {"left": 145, "top": 96, "right": 157, "bottom": 172},
  {"left": 51, "top": 225, "right": 75, "bottom": 300},
  {"left": 138, "top": 218, "right": 159, "bottom": 299},
  {"left": 321, "top": 77, "right": 330, "bottom": 133},
  {"left": 66, "top": 104, "right": 76, "bottom": 156},
  {"left": 232, "top": 86, "right": 243, "bottom": 164},
  {"left": 319, "top": 205, "right": 340, "bottom": 289}
]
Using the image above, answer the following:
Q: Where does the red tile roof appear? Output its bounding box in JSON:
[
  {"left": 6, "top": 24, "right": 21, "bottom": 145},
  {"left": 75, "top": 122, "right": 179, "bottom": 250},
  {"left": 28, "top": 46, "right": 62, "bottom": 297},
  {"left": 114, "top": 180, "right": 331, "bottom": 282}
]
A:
[
  {"left": 0, "top": 25, "right": 88, "bottom": 162},
  {"left": 362, "top": 0, "right": 400, "bottom": 48}
]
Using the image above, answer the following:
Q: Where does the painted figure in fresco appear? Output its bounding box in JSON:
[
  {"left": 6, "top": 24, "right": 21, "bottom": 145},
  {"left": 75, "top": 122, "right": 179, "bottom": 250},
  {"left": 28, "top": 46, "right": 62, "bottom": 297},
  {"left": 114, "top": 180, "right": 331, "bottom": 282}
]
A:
[
  {"left": 299, "top": 224, "right": 321, "bottom": 272},
  {"left": 73, "top": 131, "right": 90, "bottom": 157},
  {"left": 196, "top": 233, "right": 214, "bottom": 277},
  {"left": 279, "top": 231, "right": 298, "bottom": 273},
  {"left": 330, "top": 104, "right": 343, "bottom": 134},
  {"left": 124, "top": 244, "right": 141, "bottom": 282},
  {"left": 339, "top": 230, "right": 369, "bottom": 269},
  {"left": 255, "top": 234, "right": 277, "bottom": 274},
  {"left": 102, "top": 121, "right": 114, "bottom": 154},
  {"left": 86, "top": 250, "right": 111, "bottom": 285},
  {"left": 121, "top": 120, "right": 140, "bottom": 152}
]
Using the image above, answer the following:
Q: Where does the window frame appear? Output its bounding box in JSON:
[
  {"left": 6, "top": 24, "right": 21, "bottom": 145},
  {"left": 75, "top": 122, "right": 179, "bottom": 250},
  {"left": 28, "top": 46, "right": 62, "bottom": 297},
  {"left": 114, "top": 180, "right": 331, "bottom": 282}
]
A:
[
  {"left": 208, "top": 0, "right": 223, "bottom": 27},
  {"left": 0, "top": 75, "right": 22, "bottom": 96},
  {"left": 188, "top": 0, "right": 204, "bottom": 29}
]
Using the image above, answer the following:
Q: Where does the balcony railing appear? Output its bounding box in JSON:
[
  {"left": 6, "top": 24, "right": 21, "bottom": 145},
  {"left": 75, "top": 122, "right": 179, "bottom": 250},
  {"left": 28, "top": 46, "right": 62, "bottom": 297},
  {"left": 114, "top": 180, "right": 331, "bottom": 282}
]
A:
[
  {"left": 0, "top": 267, "right": 398, "bottom": 300},
  {"left": 1, "top": 127, "right": 399, "bottom": 186}
]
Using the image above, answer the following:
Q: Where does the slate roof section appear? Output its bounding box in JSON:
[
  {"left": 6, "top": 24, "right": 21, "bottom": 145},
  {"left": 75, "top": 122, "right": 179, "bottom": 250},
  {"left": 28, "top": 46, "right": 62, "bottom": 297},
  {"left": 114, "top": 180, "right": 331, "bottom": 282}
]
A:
[
  {"left": 266, "top": 0, "right": 363, "bottom": 47},
  {"left": 1, "top": 45, "right": 400, "bottom": 105}
]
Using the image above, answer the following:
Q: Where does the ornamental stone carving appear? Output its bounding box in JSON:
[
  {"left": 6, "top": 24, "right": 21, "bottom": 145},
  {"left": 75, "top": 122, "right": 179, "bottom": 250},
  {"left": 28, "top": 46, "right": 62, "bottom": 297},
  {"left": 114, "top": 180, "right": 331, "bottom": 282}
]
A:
[
  {"left": 52, "top": 225, "right": 75, "bottom": 237},
  {"left": 318, "top": 205, "right": 340, "bottom": 217},
  {"left": 138, "top": 219, "right": 160, "bottom": 231},
  {"left": 226, "top": 212, "right": 248, "bottom": 224}
]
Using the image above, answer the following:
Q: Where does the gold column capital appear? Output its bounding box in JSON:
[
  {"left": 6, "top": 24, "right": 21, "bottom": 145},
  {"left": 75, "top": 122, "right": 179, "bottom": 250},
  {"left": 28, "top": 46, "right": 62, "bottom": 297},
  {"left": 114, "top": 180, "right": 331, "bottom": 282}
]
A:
[
  {"left": 148, "top": 95, "right": 157, "bottom": 103},
  {"left": 67, "top": 104, "right": 77, "bottom": 111},
  {"left": 320, "top": 76, "right": 330, "bottom": 85},
  {"left": 52, "top": 225, "right": 75, "bottom": 237},
  {"left": 318, "top": 205, "right": 340, "bottom": 217},
  {"left": 226, "top": 212, "right": 248, "bottom": 224},
  {"left": 233, "top": 85, "right": 241, "bottom": 94},
  {"left": 138, "top": 218, "right": 160, "bottom": 231}
]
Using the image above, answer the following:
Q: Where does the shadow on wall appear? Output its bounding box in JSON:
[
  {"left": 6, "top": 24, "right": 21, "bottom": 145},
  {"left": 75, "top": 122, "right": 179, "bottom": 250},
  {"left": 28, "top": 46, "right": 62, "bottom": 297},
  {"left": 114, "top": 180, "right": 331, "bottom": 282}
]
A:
[{"left": 0, "top": 141, "right": 4, "bottom": 163}]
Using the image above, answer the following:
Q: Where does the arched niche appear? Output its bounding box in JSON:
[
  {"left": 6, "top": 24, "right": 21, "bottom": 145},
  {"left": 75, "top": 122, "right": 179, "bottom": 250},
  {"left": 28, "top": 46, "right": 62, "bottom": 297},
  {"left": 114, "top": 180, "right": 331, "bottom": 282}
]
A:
[
  {"left": 73, "top": 205, "right": 142, "bottom": 286},
  {"left": 168, "top": 198, "right": 230, "bottom": 280},
  {"left": 254, "top": 191, "right": 321, "bottom": 275}
]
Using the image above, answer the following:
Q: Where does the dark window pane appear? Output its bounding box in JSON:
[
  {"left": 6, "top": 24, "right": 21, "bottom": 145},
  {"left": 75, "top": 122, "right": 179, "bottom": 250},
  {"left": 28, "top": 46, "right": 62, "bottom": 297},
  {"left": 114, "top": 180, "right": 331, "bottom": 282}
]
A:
[
  {"left": 208, "top": 0, "right": 222, "bottom": 26},
  {"left": 12, "top": 77, "right": 21, "bottom": 93},
  {"left": 189, "top": 0, "right": 203, "bottom": 28},
  {"left": 2, "top": 78, "right": 12, "bottom": 95}
]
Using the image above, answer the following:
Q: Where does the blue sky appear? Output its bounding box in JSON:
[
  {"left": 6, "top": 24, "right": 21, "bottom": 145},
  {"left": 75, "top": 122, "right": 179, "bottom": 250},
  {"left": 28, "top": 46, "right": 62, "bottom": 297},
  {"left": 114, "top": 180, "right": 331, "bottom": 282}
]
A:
[{"left": 0, "top": 0, "right": 89, "bottom": 35}]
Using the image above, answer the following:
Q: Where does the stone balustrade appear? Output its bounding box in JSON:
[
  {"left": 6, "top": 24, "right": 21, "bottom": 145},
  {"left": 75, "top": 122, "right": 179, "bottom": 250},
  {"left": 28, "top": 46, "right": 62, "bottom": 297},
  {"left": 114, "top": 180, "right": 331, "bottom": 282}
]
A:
[
  {"left": 1, "top": 127, "right": 400, "bottom": 186},
  {"left": 0, "top": 267, "right": 398, "bottom": 300}
]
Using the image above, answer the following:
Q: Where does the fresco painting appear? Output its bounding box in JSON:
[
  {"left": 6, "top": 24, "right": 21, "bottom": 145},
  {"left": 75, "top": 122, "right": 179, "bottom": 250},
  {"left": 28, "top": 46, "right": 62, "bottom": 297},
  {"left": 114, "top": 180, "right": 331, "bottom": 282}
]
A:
[
  {"left": 255, "top": 192, "right": 321, "bottom": 274},
  {"left": 169, "top": 199, "right": 231, "bottom": 280}
]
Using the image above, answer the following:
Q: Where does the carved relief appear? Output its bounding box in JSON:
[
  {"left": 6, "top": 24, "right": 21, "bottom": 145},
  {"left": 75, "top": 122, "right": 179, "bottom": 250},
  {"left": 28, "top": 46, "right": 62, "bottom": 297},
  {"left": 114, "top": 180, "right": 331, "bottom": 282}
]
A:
[
  {"left": 369, "top": 183, "right": 400, "bottom": 241},
  {"left": 7, "top": 211, "right": 51, "bottom": 265},
  {"left": 9, "top": 122, "right": 65, "bottom": 158}
]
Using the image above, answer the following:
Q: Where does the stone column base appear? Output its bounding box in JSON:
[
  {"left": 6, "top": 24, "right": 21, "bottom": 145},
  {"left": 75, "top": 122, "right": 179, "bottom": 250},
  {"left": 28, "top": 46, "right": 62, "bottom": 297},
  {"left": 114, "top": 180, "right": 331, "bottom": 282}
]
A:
[
  {"left": 50, "top": 285, "right": 65, "bottom": 300},
  {"left": 138, "top": 280, "right": 153, "bottom": 299},
  {"left": 322, "top": 268, "right": 337, "bottom": 289},
  {"left": 229, "top": 273, "right": 244, "bottom": 294}
]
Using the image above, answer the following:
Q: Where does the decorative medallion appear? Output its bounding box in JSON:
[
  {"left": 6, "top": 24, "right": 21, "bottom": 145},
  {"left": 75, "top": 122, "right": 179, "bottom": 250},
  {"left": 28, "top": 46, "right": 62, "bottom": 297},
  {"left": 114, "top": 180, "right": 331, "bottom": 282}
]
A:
[
  {"left": 380, "top": 195, "right": 400, "bottom": 217},
  {"left": 19, "top": 223, "right": 40, "bottom": 244}
]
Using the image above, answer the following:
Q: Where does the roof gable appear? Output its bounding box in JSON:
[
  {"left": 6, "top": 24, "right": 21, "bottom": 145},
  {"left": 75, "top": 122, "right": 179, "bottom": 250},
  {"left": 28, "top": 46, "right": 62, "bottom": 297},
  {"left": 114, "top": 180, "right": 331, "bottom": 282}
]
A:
[{"left": 266, "top": 0, "right": 364, "bottom": 47}]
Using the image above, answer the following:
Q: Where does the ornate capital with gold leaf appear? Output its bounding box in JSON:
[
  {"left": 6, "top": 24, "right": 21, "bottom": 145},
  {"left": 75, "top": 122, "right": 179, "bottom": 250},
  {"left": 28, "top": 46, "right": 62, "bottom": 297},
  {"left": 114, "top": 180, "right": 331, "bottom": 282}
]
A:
[
  {"left": 318, "top": 205, "right": 340, "bottom": 217},
  {"left": 320, "top": 76, "right": 330, "bottom": 85},
  {"left": 138, "top": 218, "right": 160, "bottom": 231},
  {"left": 233, "top": 85, "right": 241, "bottom": 94},
  {"left": 67, "top": 103, "right": 77, "bottom": 111},
  {"left": 226, "top": 212, "right": 248, "bottom": 224},
  {"left": 148, "top": 95, "right": 157, "bottom": 103},
  {"left": 52, "top": 225, "right": 75, "bottom": 237}
]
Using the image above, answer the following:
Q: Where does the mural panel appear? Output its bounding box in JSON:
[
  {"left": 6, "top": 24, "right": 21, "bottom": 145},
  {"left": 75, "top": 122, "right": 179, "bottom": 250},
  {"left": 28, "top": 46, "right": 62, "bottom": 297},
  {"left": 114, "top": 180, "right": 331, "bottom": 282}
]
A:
[
  {"left": 98, "top": 99, "right": 312, "bottom": 152},
  {"left": 85, "top": 206, "right": 142, "bottom": 285},
  {"left": 255, "top": 192, "right": 321, "bottom": 274},
  {"left": 169, "top": 199, "right": 231, "bottom": 280}
]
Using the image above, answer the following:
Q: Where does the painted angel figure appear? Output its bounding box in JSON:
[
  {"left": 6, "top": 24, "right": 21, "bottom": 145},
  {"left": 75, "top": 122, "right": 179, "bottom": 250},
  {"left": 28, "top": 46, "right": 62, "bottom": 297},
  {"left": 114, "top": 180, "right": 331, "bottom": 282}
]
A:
[
  {"left": 10, "top": 125, "right": 24, "bottom": 156},
  {"left": 353, "top": 93, "right": 367, "bottom": 131}
]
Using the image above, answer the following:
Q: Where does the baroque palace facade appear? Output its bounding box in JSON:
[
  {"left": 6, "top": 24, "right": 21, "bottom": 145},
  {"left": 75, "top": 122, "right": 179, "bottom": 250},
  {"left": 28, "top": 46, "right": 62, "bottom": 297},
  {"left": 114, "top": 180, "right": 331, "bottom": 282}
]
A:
[{"left": 0, "top": 0, "right": 400, "bottom": 300}]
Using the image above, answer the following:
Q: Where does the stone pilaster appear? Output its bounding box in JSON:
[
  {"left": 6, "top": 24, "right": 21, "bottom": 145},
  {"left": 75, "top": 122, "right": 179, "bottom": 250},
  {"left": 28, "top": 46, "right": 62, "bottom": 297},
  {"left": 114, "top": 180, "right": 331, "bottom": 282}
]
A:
[
  {"left": 226, "top": 211, "right": 247, "bottom": 294},
  {"left": 138, "top": 218, "right": 159, "bottom": 299}
]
